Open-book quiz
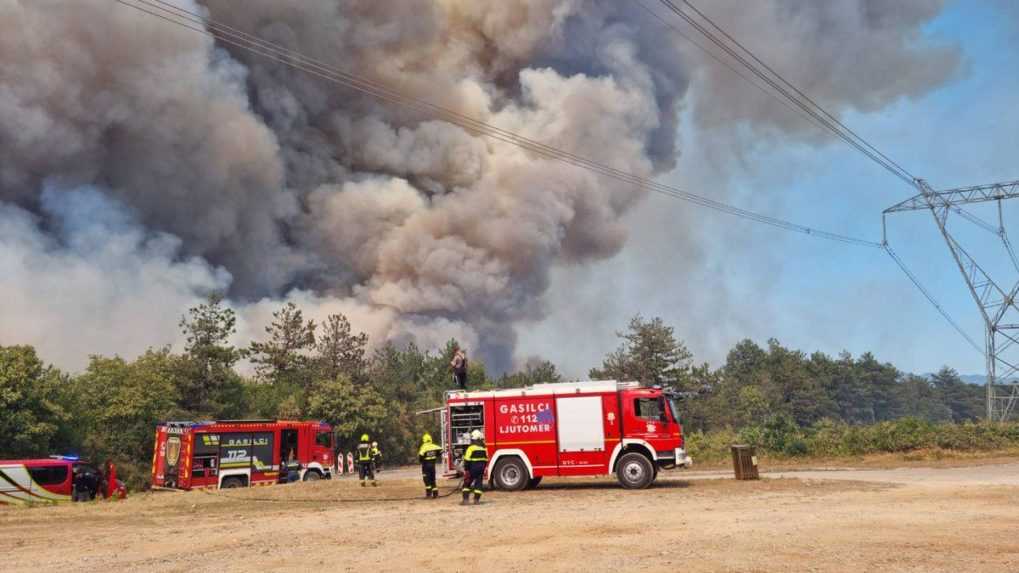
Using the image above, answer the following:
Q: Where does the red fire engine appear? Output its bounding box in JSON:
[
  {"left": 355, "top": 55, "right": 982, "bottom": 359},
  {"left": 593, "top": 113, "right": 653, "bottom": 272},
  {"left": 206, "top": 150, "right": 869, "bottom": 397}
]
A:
[
  {"left": 0, "top": 456, "right": 126, "bottom": 505},
  {"left": 151, "top": 419, "right": 334, "bottom": 490},
  {"left": 442, "top": 380, "right": 692, "bottom": 490}
]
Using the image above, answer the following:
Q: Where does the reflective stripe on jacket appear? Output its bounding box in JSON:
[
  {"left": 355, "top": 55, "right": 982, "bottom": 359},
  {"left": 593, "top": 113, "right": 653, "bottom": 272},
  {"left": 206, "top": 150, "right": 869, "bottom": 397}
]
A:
[
  {"left": 464, "top": 443, "right": 488, "bottom": 462},
  {"left": 419, "top": 443, "right": 442, "bottom": 463}
]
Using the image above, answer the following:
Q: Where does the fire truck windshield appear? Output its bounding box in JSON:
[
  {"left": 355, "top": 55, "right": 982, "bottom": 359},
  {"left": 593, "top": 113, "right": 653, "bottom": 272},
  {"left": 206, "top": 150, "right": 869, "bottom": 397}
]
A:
[{"left": 666, "top": 397, "right": 681, "bottom": 424}]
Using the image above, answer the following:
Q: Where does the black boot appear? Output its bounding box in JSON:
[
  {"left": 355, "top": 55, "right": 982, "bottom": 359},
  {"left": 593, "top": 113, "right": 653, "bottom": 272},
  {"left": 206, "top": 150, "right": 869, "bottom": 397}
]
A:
[
  {"left": 432, "top": 490, "right": 439, "bottom": 499},
  {"left": 473, "top": 494, "right": 481, "bottom": 505},
  {"left": 461, "top": 492, "right": 470, "bottom": 506}
]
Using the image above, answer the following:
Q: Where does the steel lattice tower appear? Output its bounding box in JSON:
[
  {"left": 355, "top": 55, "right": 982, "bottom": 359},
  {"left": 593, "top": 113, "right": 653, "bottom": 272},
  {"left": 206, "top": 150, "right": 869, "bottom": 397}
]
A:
[{"left": 884, "top": 179, "right": 1019, "bottom": 421}]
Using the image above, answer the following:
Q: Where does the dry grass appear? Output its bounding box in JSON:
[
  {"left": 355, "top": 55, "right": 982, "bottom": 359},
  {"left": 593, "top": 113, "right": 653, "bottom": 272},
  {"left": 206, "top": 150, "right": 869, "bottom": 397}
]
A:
[{"left": 3, "top": 465, "right": 1019, "bottom": 572}]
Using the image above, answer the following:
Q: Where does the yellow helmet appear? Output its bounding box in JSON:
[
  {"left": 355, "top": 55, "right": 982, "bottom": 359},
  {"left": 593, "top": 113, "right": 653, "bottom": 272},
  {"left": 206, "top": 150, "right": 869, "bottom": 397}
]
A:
[
  {"left": 360, "top": 433, "right": 369, "bottom": 442},
  {"left": 422, "top": 433, "right": 433, "bottom": 444}
]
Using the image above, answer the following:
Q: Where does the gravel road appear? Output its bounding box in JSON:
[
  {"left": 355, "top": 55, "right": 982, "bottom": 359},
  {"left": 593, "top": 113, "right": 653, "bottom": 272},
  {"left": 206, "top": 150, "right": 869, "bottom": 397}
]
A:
[{"left": 3, "top": 460, "right": 1018, "bottom": 572}]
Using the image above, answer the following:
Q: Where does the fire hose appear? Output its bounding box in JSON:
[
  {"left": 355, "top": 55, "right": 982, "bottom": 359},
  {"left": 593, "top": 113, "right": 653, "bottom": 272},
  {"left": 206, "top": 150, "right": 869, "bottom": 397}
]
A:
[{"left": 196, "top": 477, "right": 465, "bottom": 504}]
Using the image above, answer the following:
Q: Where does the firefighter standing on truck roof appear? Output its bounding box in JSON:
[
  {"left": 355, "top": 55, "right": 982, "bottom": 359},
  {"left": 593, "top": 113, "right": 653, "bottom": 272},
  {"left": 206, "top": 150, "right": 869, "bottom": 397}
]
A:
[
  {"left": 450, "top": 346, "right": 468, "bottom": 390},
  {"left": 418, "top": 433, "right": 442, "bottom": 499},
  {"left": 462, "top": 429, "right": 488, "bottom": 506},
  {"left": 357, "top": 434, "right": 377, "bottom": 487}
]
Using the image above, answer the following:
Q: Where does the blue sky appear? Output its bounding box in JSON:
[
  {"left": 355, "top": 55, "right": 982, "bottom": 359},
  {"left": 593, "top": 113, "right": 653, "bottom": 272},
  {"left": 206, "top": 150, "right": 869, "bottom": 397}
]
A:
[{"left": 518, "top": 1, "right": 1018, "bottom": 378}]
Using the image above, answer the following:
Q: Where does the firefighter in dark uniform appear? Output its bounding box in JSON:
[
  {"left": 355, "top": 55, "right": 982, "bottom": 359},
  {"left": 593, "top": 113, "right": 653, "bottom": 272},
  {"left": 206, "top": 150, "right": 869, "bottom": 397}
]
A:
[
  {"left": 462, "top": 429, "right": 488, "bottom": 505},
  {"left": 418, "top": 433, "right": 442, "bottom": 499},
  {"left": 357, "top": 434, "right": 377, "bottom": 487},
  {"left": 285, "top": 449, "right": 302, "bottom": 483}
]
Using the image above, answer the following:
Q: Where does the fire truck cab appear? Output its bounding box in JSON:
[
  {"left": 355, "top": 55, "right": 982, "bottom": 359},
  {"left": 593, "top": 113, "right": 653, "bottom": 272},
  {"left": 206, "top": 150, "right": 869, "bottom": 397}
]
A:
[
  {"left": 0, "top": 456, "right": 126, "bottom": 504},
  {"left": 443, "top": 380, "right": 692, "bottom": 490},
  {"left": 152, "top": 419, "right": 334, "bottom": 490}
]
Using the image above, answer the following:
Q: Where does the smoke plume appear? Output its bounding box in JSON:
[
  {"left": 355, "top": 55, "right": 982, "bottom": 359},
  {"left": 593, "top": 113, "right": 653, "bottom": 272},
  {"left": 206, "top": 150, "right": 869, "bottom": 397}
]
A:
[{"left": 0, "top": 0, "right": 960, "bottom": 372}]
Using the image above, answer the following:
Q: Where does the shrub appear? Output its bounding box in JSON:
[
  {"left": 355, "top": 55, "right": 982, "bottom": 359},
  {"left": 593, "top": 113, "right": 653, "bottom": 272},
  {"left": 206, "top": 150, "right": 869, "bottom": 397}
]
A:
[
  {"left": 688, "top": 419, "right": 1019, "bottom": 462},
  {"left": 685, "top": 429, "right": 738, "bottom": 463}
]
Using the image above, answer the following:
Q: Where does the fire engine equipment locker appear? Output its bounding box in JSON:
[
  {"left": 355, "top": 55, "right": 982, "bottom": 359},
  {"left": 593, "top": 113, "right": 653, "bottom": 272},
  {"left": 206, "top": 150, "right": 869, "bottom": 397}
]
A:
[{"left": 556, "top": 396, "right": 605, "bottom": 452}]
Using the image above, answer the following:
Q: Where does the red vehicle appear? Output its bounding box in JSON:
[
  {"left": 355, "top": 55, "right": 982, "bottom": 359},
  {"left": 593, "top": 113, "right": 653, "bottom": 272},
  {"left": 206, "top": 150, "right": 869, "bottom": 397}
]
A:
[
  {"left": 0, "top": 456, "right": 126, "bottom": 505},
  {"left": 443, "top": 380, "right": 692, "bottom": 490},
  {"left": 152, "top": 419, "right": 334, "bottom": 490}
]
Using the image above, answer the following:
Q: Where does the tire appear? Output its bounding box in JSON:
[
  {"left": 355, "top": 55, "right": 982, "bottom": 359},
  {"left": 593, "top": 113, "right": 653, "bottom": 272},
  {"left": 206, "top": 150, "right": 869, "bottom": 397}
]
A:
[
  {"left": 526, "top": 477, "right": 543, "bottom": 489},
  {"left": 221, "top": 477, "right": 245, "bottom": 489},
  {"left": 303, "top": 470, "right": 322, "bottom": 482},
  {"left": 492, "top": 457, "right": 529, "bottom": 491},
  {"left": 616, "top": 452, "right": 655, "bottom": 489}
]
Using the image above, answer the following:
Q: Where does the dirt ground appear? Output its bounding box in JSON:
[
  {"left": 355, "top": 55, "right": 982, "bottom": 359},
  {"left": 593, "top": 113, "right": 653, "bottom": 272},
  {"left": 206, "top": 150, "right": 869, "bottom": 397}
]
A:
[{"left": 3, "top": 461, "right": 1019, "bottom": 572}]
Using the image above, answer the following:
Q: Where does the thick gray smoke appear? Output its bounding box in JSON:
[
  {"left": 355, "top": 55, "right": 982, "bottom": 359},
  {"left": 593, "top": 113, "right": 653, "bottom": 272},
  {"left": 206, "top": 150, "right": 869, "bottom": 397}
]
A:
[
  {"left": 0, "top": 0, "right": 960, "bottom": 372},
  {"left": 688, "top": 0, "right": 961, "bottom": 135},
  {"left": 0, "top": 185, "right": 229, "bottom": 367}
]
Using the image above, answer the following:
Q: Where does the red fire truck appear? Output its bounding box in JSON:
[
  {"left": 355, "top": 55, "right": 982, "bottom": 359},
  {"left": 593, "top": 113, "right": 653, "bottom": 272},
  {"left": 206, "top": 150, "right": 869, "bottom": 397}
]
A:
[
  {"left": 151, "top": 419, "right": 334, "bottom": 490},
  {"left": 442, "top": 380, "right": 692, "bottom": 490},
  {"left": 0, "top": 456, "right": 126, "bottom": 505}
]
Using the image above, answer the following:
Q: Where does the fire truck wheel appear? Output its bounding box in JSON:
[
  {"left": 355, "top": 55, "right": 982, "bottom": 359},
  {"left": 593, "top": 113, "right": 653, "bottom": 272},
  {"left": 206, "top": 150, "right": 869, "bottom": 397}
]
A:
[
  {"left": 492, "top": 457, "right": 529, "bottom": 491},
  {"left": 616, "top": 452, "right": 654, "bottom": 489},
  {"left": 303, "top": 470, "right": 322, "bottom": 481},
  {"left": 221, "top": 477, "right": 245, "bottom": 489}
]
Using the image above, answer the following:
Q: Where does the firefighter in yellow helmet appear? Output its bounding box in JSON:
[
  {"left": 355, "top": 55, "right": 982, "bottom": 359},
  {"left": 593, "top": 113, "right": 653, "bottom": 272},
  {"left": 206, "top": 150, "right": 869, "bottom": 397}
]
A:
[
  {"left": 357, "top": 433, "right": 376, "bottom": 487},
  {"left": 370, "top": 441, "right": 383, "bottom": 472},
  {"left": 461, "top": 429, "right": 488, "bottom": 505},
  {"left": 418, "top": 433, "right": 442, "bottom": 499}
]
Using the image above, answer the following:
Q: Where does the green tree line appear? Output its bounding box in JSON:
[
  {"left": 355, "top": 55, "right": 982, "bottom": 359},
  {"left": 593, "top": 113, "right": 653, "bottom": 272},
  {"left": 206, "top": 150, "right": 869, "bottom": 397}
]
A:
[
  {"left": 0, "top": 305, "right": 992, "bottom": 488},
  {"left": 589, "top": 315, "right": 986, "bottom": 431},
  {"left": 0, "top": 296, "right": 559, "bottom": 488}
]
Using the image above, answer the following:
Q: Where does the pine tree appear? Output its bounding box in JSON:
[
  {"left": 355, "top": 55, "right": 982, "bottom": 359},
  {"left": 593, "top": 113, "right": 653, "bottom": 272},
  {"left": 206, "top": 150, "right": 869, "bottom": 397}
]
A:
[
  {"left": 177, "top": 294, "right": 245, "bottom": 415},
  {"left": 590, "top": 315, "right": 693, "bottom": 388},
  {"left": 249, "top": 302, "right": 317, "bottom": 386},
  {"left": 314, "top": 313, "right": 368, "bottom": 383}
]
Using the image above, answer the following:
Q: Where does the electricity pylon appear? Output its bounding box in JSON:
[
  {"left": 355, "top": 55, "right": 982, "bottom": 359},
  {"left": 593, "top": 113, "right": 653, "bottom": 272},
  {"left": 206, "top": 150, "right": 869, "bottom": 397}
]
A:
[{"left": 884, "top": 179, "right": 1019, "bottom": 421}]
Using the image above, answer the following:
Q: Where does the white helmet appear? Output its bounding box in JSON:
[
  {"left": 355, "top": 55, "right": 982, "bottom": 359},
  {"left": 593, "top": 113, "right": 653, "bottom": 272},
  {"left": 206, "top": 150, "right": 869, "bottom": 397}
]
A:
[
  {"left": 470, "top": 429, "right": 483, "bottom": 441},
  {"left": 371, "top": 441, "right": 378, "bottom": 447}
]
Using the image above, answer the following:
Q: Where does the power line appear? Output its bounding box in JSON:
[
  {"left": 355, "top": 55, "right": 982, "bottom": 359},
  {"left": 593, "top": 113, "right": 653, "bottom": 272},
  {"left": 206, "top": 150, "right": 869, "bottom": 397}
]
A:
[
  {"left": 114, "top": 0, "right": 882, "bottom": 249},
  {"left": 883, "top": 244, "right": 984, "bottom": 356},
  {"left": 671, "top": 0, "right": 919, "bottom": 185},
  {"left": 678, "top": 0, "right": 919, "bottom": 183},
  {"left": 633, "top": 0, "right": 833, "bottom": 136},
  {"left": 646, "top": 0, "right": 986, "bottom": 356},
  {"left": 653, "top": 0, "right": 917, "bottom": 187}
]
